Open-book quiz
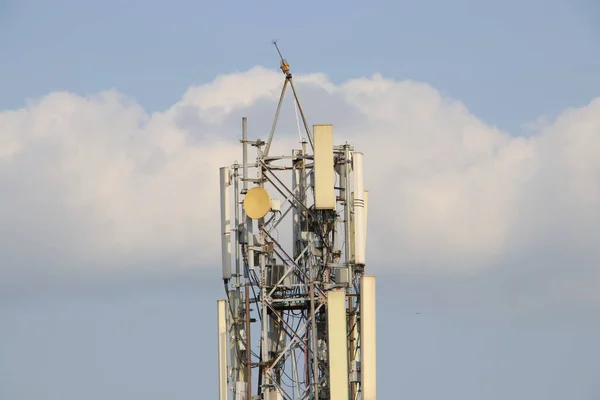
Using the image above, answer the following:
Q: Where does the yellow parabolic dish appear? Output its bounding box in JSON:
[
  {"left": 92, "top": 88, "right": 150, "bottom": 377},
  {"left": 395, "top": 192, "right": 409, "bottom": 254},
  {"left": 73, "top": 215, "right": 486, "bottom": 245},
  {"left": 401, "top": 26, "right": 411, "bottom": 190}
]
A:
[{"left": 243, "top": 187, "right": 271, "bottom": 219}]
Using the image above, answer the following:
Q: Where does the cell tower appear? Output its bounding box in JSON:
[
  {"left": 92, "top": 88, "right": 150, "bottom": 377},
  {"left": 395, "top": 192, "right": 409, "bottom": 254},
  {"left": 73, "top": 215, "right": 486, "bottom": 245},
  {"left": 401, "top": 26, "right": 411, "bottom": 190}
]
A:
[{"left": 217, "top": 43, "right": 377, "bottom": 400}]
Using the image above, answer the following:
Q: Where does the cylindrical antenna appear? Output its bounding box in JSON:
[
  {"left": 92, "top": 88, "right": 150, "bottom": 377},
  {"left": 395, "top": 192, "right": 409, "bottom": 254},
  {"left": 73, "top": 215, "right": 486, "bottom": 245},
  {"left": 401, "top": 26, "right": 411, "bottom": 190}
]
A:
[
  {"left": 360, "top": 275, "right": 377, "bottom": 400},
  {"left": 353, "top": 152, "right": 366, "bottom": 265},
  {"left": 220, "top": 167, "right": 232, "bottom": 280},
  {"left": 217, "top": 299, "right": 229, "bottom": 400}
]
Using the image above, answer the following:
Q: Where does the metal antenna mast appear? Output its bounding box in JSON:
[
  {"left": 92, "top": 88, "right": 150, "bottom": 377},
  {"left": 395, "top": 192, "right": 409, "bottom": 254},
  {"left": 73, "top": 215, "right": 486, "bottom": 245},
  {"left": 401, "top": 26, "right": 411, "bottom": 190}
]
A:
[{"left": 217, "top": 44, "right": 377, "bottom": 400}]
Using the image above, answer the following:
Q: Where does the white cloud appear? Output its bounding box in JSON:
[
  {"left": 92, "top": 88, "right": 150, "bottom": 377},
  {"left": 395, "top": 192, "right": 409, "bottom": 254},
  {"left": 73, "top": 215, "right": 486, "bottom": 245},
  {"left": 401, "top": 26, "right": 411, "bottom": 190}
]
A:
[{"left": 1, "top": 67, "right": 599, "bottom": 306}]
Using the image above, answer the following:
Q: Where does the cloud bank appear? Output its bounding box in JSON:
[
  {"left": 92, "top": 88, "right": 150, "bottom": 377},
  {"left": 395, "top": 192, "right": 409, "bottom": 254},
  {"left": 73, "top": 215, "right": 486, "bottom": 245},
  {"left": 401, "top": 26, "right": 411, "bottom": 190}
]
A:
[{"left": 1, "top": 66, "right": 599, "bottom": 304}]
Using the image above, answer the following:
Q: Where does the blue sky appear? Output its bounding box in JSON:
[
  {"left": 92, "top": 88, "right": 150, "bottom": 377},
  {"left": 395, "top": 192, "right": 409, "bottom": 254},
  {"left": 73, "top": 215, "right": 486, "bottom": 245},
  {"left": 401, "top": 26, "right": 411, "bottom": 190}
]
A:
[
  {"left": 2, "top": 0, "right": 599, "bottom": 133},
  {"left": 1, "top": 0, "right": 600, "bottom": 399}
]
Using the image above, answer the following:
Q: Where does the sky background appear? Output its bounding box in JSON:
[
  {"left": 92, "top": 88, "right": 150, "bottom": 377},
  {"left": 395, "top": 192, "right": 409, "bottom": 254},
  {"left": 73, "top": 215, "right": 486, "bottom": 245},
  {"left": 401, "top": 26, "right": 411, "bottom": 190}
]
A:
[{"left": 1, "top": 0, "right": 600, "bottom": 399}]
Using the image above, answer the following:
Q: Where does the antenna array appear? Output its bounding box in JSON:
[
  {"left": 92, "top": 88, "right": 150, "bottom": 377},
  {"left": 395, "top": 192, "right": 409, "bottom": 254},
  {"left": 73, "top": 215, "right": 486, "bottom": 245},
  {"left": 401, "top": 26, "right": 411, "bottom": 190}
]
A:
[{"left": 217, "top": 44, "right": 377, "bottom": 400}]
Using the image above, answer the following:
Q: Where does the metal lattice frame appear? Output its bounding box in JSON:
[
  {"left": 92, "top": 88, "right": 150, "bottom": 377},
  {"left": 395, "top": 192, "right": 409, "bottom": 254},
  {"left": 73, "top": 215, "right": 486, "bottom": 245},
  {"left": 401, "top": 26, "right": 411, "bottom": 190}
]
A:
[{"left": 219, "top": 46, "right": 369, "bottom": 400}]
